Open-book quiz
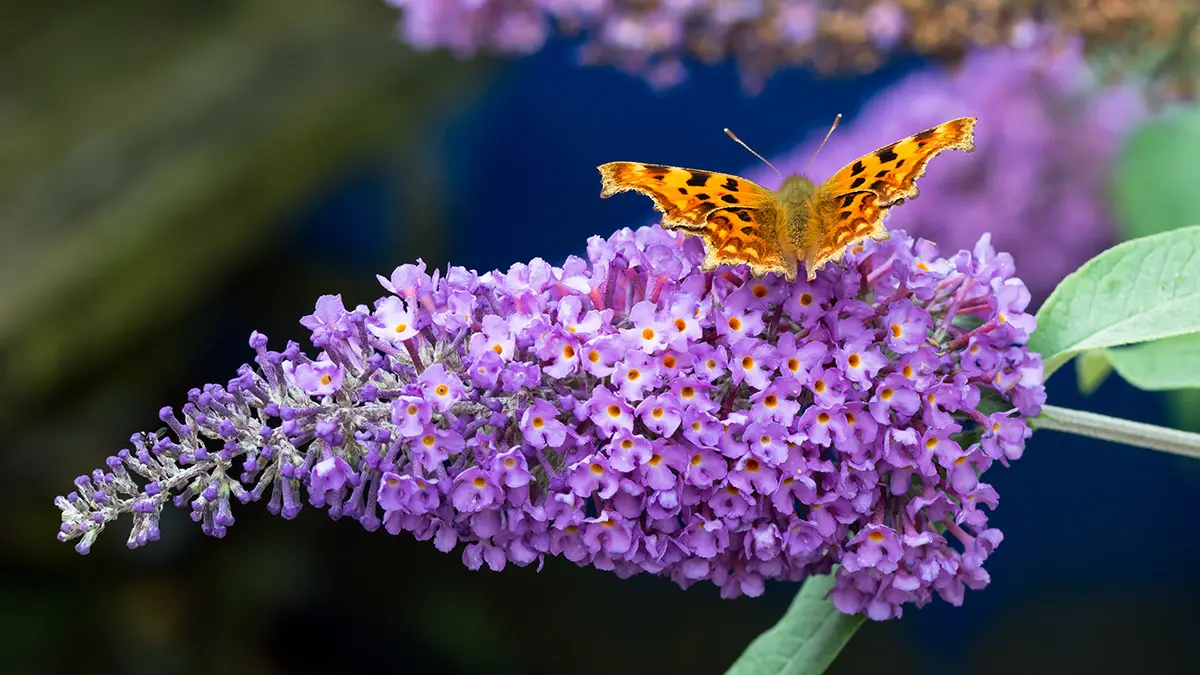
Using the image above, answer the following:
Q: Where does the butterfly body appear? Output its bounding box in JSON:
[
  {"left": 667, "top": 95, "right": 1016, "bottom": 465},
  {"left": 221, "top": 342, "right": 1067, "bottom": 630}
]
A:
[{"left": 598, "top": 117, "right": 976, "bottom": 282}]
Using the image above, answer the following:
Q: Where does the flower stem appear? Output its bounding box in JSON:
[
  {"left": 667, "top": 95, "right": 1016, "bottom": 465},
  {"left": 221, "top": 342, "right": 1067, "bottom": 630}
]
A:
[{"left": 1033, "top": 404, "right": 1200, "bottom": 460}]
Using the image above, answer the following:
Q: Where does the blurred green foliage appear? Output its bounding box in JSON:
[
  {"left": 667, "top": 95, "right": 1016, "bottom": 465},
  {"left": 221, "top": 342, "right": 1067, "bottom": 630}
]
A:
[{"left": 0, "top": 0, "right": 482, "bottom": 417}]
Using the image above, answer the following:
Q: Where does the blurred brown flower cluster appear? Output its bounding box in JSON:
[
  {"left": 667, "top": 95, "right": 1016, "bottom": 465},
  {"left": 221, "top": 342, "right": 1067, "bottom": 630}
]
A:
[{"left": 391, "top": 0, "right": 1199, "bottom": 96}]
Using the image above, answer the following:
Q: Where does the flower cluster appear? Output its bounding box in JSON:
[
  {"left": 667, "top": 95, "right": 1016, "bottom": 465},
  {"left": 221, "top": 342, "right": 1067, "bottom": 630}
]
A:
[
  {"left": 57, "top": 224, "right": 1044, "bottom": 620},
  {"left": 745, "top": 42, "right": 1145, "bottom": 300},
  {"left": 386, "top": 0, "right": 1196, "bottom": 93}
]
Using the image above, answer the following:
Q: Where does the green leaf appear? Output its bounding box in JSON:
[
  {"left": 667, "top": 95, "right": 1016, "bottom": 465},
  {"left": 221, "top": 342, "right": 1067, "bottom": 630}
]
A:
[
  {"left": 1075, "top": 349, "right": 1114, "bottom": 395},
  {"left": 1112, "top": 98, "right": 1200, "bottom": 241},
  {"left": 726, "top": 573, "right": 863, "bottom": 675},
  {"left": 1105, "top": 332, "right": 1200, "bottom": 390},
  {"left": 1029, "top": 225, "right": 1200, "bottom": 379}
]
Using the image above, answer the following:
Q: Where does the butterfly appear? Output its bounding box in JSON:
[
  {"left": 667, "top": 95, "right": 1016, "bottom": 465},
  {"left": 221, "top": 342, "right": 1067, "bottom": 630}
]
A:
[{"left": 598, "top": 117, "right": 976, "bottom": 282}]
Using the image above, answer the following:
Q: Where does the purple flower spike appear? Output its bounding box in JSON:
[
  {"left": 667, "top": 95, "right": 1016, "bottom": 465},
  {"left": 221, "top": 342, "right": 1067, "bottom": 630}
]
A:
[{"left": 56, "top": 224, "right": 1043, "bottom": 621}]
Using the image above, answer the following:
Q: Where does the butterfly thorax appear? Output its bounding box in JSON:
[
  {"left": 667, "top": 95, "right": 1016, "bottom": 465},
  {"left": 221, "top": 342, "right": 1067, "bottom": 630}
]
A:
[{"left": 775, "top": 174, "right": 818, "bottom": 258}]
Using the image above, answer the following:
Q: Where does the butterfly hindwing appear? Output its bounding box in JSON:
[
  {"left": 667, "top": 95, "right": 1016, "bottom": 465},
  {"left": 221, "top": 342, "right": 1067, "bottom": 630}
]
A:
[
  {"left": 801, "top": 190, "right": 891, "bottom": 279},
  {"left": 598, "top": 162, "right": 776, "bottom": 230},
  {"left": 700, "top": 207, "right": 793, "bottom": 280}
]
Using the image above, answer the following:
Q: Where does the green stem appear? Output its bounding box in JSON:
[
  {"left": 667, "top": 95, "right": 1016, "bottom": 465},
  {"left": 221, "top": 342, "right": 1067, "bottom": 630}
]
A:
[{"left": 1033, "top": 404, "right": 1200, "bottom": 460}]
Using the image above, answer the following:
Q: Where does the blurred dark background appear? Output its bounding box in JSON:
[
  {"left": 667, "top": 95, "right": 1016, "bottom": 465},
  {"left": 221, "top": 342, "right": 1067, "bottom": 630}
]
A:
[{"left": 4, "top": 2, "right": 1198, "bottom": 674}]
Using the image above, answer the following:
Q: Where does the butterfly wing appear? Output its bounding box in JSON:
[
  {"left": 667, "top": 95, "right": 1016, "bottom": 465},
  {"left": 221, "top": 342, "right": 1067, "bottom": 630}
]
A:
[
  {"left": 598, "top": 162, "right": 795, "bottom": 279},
  {"left": 800, "top": 117, "right": 976, "bottom": 280}
]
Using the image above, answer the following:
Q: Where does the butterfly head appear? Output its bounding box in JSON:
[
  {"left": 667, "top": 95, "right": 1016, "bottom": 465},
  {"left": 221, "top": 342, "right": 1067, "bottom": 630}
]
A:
[{"left": 776, "top": 174, "right": 817, "bottom": 209}]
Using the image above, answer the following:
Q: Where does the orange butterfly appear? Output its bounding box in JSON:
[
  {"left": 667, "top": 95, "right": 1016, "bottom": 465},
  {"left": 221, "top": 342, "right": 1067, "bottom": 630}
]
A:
[{"left": 598, "top": 117, "right": 976, "bottom": 282}]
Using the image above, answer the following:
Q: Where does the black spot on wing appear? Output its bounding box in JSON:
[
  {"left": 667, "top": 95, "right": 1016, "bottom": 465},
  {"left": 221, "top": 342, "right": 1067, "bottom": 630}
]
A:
[
  {"left": 732, "top": 209, "right": 754, "bottom": 222},
  {"left": 875, "top": 170, "right": 889, "bottom": 178},
  {"left": 840, "top": 194, "right": 856, "bottom": 208},
  {"left": 740, "top": 226, "right": 756, "bottom": 235},
  {"left": 678, "top": 187, "right": 688, "bottom": 195},
  {"left": 849, "top": 176, "right": 865, "bottom": 190},
  {"left": 895, "top": 158, "right": 906, "bottom": 168},
  {"left": 686, "top": 171, "right": 711, "bottom": 187},
  {"left": 838, "top": 211, "right": 851, "bottom": 220},
  {"left": 875, "top": 145, "right": 899, "bottom": 164},
  {"left": 722, "top": 177, "right": 740, "bottom": 191},
  {"left": 643, "top": 164, "right": 670, "bottom": 174},
  {"left": 870, "top": 180, "right": 888, "bottom": 192},
  {"left": 850, "top": 160, "right": 866, "bottom": 177},
  {"left": 721, "top": 194, "right": 739, "bottom": 204},
  {"left": 697, "top": 201, "right": 717, "bottom": 212},
  {"left": 913, "top": 129, "right": 936, "bottom": 142},
  {"left": 695, "top": 193, "right": 710, "bottom": 200}
]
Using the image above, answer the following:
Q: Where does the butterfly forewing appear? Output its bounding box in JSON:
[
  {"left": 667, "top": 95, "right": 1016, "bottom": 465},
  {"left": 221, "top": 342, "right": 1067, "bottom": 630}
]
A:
[
  {"left": 820, "top": 117, "right": 976, "bottom": 205},
  {"left": 797, "top": 117, "right": 977, "bottom": 280},
  {"left": 598, "top": 162, "right": 776, "bottom": 229},
  {"left": 598, "top": 161, "right": 793, "bottom": 278}
]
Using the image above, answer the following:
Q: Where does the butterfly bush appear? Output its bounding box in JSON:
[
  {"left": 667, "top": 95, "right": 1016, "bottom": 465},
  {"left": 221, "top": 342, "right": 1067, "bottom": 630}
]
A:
[
  {"left": 385, "top": 0, "right": 1193, "bottom": 92},
  {"left": 57, "top": 225, "right": 1044, "bottom": 620},
  {"left": 747, "top": 42, "right": 1145, "bottom": 299}
]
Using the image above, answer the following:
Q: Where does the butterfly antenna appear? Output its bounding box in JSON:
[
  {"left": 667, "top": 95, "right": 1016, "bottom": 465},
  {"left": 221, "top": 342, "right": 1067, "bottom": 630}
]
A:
[
  {"left": 804, "top": 113, "right": 843, "bottom": 173},
  {"left": 724, "top": 128, "right": 783, "bottom": 178}
]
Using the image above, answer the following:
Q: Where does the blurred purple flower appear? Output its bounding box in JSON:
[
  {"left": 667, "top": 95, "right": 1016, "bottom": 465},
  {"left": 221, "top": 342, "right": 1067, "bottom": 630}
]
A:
[
  {"left": 57, "top": 223, "right": 1044, "bottom": 620},
  {"left": 744, "top": 43, "right": 1145, "bottom": 299},
  {"left": 385, "top": 1, "right": 1191, "bottom": 92}
]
